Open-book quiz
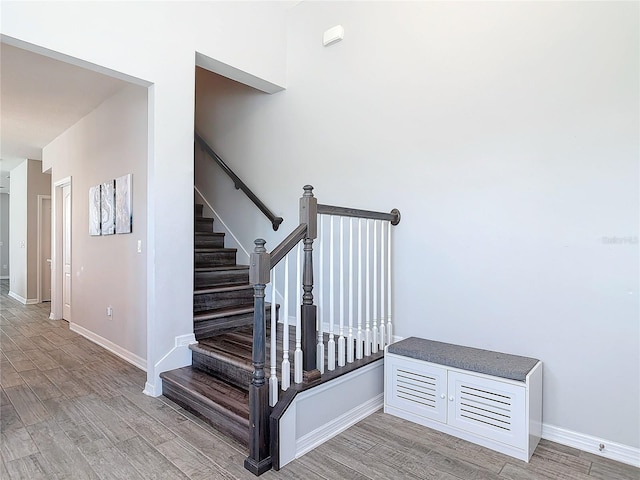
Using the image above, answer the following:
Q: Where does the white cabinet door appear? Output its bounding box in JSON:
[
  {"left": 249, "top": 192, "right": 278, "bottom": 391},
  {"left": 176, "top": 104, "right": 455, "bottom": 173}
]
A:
[
  {"left": 447, "top": 371, "right": 526, "bottom": 449},
  {"left": 387, "top": 355, "right": 447, "bottom": 424}
]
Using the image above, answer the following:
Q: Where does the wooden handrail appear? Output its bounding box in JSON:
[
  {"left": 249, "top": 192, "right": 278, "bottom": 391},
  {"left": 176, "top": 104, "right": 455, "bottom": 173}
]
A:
[
  {"left": 195, "top": 132, "right": 284, "bottom": 231},
  {"left": 269, "top": 224, "right": 307, "bottom": 267},
  {"left": 246, "top": 185, "right": 403, "bottom": 475},
  {"left": 317, "top": 204, "right": 401, "bottom": 225}
]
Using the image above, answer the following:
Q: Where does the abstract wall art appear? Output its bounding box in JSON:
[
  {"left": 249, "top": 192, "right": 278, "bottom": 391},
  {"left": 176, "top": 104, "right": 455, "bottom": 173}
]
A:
[
  {"left": 115, "top": 174, "right": 132, "bottom": 234},
  {"left": 89, "top": 185, "right": 101, "bottom": 236},
  {"left": 101, "top": 180, "right": 116, "bottom": 235}
]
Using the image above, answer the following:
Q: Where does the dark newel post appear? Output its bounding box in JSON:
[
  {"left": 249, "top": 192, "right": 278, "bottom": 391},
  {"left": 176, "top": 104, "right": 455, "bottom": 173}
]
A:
[
  {"left": 300, "top": 186, "right": 321, "bottom": 382},
  {"left": 244, "top": 239, "right": 272, "bottom": 476}
]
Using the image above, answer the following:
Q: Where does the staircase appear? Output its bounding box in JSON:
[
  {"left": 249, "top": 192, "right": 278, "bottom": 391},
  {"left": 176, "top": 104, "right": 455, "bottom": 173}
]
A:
[{"left": 160, "top": 203, "right": 270, "bottom": 448}]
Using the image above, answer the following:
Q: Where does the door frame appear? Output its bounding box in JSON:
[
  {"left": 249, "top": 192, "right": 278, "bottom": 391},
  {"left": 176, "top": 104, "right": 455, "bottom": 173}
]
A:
[
  {"left": 36, "top": 194, "right": 52, "bottom": 303},
  {"left": 50, "top": 176, "right": 71, "bottom": 320}
]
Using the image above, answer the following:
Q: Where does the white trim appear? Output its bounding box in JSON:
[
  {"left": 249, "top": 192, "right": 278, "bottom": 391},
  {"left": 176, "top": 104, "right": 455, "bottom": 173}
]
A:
[
  {"left": 143, "top": 381, "right": 160, "bottom": 397},
  {"left": 144, "top": 333, "right": 197, "bottom": 397},
  {"left": 542, "top": 423, "right": 640, "bottom": 468},
  {"left": 8, "top": 291, "right": 38, "bottom": 305},
  {"left": 194, "top": 185, "right": 251, "bottom": 261},
  {"left": 279, "top": 359, "right": 384, "bottom": 468},
  {"left": 51, "top": 176, "right": 71, "bottom": 322},
  {"left": 70, "top": 322, "right": 147, "bottom": 371},
  {"left": 297, "top": 393, "right": 383, "bottom": 458},
  {"left": 36, "top": 194, "right": 52, "bottom": 303}
]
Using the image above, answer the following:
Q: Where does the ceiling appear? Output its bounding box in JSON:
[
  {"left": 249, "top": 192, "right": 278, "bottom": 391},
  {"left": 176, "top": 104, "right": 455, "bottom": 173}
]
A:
[{"left": 0, "top": 42, "right": 131, "bottom": 193}]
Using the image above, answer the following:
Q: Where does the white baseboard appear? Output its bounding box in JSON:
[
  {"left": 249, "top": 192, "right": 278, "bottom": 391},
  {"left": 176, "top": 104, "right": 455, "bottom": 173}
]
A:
[
  {"left": 69, "top": 322, "right": 147, "bottom": 371},
  {"left": 542, "top": 423, "right": 640, "bottom": 468},
  {"left": 297, "top": 393, "right": 383, "bottom": 458},
  {"left": 8, "top": 291, "right": 38, "bottom": 305},
  {"left": 143, "top": 333, "right": 197, "bottom": 397},
  {"left": 143, "top": 381, "right": 160, "bottom": 397}
]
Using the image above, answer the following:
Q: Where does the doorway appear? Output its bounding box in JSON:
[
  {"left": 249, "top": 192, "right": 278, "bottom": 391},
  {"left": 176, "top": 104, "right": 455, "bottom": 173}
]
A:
[
  {"left": 37, "top": 195, "right": 51, "bottom": 302},
  {"left": 51, "top": 177, "right": 71, "bottom": 321}
]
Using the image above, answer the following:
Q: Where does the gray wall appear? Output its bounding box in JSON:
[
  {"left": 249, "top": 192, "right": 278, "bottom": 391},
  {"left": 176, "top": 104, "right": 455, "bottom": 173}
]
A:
[
  {"left": 195, "top": 2, "right": 639, "bottom": 449},
  {"left": 43, "top": 85, "right": 148, "bottom": 365},
  {"left": 26, "top": 160, "right": 51, "bottom": 299}
]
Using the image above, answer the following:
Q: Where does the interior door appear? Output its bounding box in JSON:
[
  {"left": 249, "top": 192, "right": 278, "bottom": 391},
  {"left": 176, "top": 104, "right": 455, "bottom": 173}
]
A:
[
  {"left": 41, "top": 197, "right": 52, "bottom": 302},
  {"left": 62, "top": 185, "right": 71, "bottom": 320}
]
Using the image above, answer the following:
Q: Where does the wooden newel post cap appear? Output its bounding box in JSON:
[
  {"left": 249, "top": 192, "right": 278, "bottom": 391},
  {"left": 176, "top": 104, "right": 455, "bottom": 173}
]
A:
[
  {"left": 303, "top": 185, "right": 314, "bottom": 197},
  {"left": 250, "top": 239, "right": 271, "bottom": 285},
  {"left": 300, "top": 185, "right": 318, "bottom": 239},
  {"left": 253, "top": 238, "right": 267, "bottom": 253}
]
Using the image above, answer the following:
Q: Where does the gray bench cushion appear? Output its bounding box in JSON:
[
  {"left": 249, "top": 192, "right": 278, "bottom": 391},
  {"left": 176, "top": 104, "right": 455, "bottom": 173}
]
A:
[{"left": 387, "top": 337, "right": 539, "bottom": 382}]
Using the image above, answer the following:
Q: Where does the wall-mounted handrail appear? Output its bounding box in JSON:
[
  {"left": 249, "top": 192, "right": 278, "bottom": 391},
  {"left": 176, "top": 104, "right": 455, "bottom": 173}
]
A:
[
  {"left": 317, "top": 204, "right": 401, "bottom": 225},
  {"left": 195, "top": 132, "right": 284, "bottom": 231}
]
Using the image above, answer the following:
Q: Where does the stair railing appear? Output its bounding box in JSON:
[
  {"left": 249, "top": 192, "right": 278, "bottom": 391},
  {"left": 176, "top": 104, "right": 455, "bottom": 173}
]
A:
[
  {"left": 245, "top": 185, "right": 400, "bottom": 475},
  {"left": 195, "top": 132, "right": 284, "bottom": 231}
]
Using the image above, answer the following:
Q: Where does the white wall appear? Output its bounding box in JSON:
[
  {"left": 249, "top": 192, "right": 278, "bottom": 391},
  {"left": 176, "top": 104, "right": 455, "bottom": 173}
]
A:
[
  {"left": 0, "top": 193, "right": 10, "bottom": 279},
  {"left": 1, "top": 0, "right": 289, "bottom": 394},
  {"left": 43, "top": 85, "right": 148, "bottom": 366},
  {"left": 8, "top": 161, "right": 27, "bottom": 300},
  {"left": 194, "top": 2, "right": 639, "bottom": 451}
]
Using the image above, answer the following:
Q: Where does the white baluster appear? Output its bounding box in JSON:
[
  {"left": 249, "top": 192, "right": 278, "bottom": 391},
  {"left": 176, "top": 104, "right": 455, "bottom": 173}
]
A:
[
  {"left": 327, "top": 216, "right": 336, "bottom": 371},
  {"left": 372, "top": 220, "right": 378, "bottom": 354},
  {"left": 387, "top": 221, "right": 393, "bottom": 345},
  {"left": 347, "top": 218, "right": 355, "bottom": 364},
  {"left": 281, "top": 255, "right": 290, "bottom": 390},
  {"left": 379, "top": 221, "right": 386, "bottom": 351},
  {"left": 294, "top": 243, "right": 303, "bottom": 383},
  {"left": 356, "top": 218, "right": 363, "bottom": 360},
  {"left": 317, "top": 215, "right": 325, "bottom": 374},
  {"left": 338, "top": 217, "right": 346, "bottom": 367},
  {"left": 365, "top": 219, "right": 371, "bottom": 357},
  {"left": 269, "top": 269, "right": 278, "bottom": 406}
]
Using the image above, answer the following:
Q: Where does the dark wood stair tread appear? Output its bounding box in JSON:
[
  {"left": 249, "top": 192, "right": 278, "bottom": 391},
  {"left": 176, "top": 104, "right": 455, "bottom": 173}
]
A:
[
  {"left": 160, "top": 366, "right": 249, "bottom": 446},
  {"left": 193, "top": 305, "right": 256, "bottom": 322},
  {"left": 195, "top": 247, "right": 237, "bottom": 253},
  {"left": 195, "top": 232, "right": 225, "bottom": 237},
  {"left": 194, "top": 265, "right": 249, "bottom": 273},
  {"left": 194, "top": 284, "right": 252, "bottom": 295}
]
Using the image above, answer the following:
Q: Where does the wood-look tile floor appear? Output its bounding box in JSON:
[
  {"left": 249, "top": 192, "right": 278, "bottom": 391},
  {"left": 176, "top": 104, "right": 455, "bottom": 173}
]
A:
[{"left": 1, "top": 280, "right": 638, "bottom": 479}]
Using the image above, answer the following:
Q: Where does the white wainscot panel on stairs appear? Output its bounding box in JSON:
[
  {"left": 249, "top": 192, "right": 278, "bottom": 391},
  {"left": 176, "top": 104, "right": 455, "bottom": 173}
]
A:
[{"left": 278, "top": 359, "right": 384, "bottom": 468}]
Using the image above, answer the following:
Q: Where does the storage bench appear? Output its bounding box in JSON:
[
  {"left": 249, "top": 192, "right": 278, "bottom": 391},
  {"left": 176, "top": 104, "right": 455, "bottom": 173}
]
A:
[{"left": 384, "top": 337, "right": 542, "bottom": 462}]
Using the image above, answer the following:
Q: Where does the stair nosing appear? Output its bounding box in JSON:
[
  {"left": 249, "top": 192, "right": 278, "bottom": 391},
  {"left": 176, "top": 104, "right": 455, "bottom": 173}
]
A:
[
  {"left": 194, "top": 305, "right": 255, "bottom": 322},
  {"left": 191, "top": 343, "right": 253, "bottom": 372},
  {"left": 194, "top": 265, "right": 249, "bottom": 272},
  {"left": 160, "top": 368, "right": 249, "bottom": 421},
  {"left": 194, "top": 284, "right": 252, "bottom": 295},
  {"left": 195, "top": 247, "right": 237, "bottom": 253}
]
